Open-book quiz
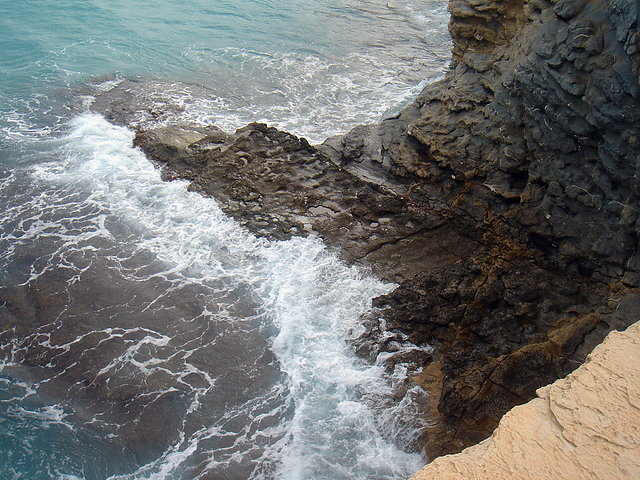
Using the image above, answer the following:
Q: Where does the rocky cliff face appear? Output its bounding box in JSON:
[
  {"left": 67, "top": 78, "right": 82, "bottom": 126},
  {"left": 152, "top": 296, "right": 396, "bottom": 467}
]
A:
[
  {"left": 411, "top": 0, "right": 640, "bottom": 286},
  {"left": 328, "top": 0, "right": 640, "bottom": 285},
  {"left": 321, "top": 0, "right": 640, "bottom": 457},
  {"left": 410, "top": 321, "right": 640, "bottom": 480},
  {"left": 96, "top": 0, "right": 640, "bottom": 464}
]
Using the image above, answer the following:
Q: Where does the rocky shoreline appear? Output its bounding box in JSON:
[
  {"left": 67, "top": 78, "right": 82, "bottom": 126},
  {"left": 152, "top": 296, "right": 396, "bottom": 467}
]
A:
[{"left": 95, "top": 0, "right": 640, "bottom": 463}]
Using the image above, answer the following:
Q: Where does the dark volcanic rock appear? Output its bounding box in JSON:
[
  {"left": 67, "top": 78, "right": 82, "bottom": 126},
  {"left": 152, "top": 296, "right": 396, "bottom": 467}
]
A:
[
  {"left": 96, "top": 0, "right": 640, "bottom": 464},
  {"left": 408, "top": 0, "right": 640, "bottom": 286},
  {"left": 324, "top": 0, "right": 640, "bottom": 458}
]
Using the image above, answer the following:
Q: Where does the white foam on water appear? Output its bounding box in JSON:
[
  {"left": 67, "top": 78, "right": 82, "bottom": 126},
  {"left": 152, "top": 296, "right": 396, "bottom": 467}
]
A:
[
  {"left": 7, "top": 404, "right": 75, "bottom": 430},
  {"left": 0, "top": 1, "right": 453, "bottom": 476},
  {"left": 170, "top": 0, "right": 450, "bottom": 143},
  {"left": 12, "top": 113, "right": 427, "bottom": 479},
  {"left": 111, "top": 43, "right": 449, "bottom": 144},
  {"left": 255, "top": 239, "right": 424, "bottom": 479}
]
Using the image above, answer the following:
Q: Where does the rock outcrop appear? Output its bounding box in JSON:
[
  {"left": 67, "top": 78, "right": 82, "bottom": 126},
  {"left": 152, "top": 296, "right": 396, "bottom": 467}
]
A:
[
  {"left": 95, "top": 0, "right": 640, "bottom": 464},
  {"left": 321, "top": 0, "right": 640, "bottom": 457},
  {"left": 410, "top": 320, "right": 640, "bottom": 480},
  {"left": 409, "top": 0, "right": 640, "bottom": 286}
]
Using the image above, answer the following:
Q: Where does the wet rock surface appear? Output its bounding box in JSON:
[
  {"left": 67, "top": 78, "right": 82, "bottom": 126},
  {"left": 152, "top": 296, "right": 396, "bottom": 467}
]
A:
[
  {"left": 94, "top": 0, "right": 640, "bottom": 463},
  {"left": 134, "top": 121, "right": 474, "bottom": 283}
]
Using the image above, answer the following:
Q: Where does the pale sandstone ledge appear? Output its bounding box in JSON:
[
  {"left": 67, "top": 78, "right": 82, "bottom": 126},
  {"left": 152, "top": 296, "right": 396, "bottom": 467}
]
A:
[{"left": 410, "top": 321, "right": 640, "bottom": 480}]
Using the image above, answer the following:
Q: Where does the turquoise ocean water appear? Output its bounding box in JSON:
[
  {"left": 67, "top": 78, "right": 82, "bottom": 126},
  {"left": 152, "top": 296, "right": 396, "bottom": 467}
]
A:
[{"left": 0, "top": 1, "right": 450, "bottom": 479}]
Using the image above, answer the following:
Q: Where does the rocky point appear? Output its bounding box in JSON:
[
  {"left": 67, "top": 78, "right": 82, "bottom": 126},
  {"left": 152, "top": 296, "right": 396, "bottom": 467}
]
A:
[{"left": 95, "top": 0, "right": 640, "bottom": 463}]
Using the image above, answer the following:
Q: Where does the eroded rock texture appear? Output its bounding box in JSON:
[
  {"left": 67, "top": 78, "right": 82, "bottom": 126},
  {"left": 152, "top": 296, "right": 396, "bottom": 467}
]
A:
[
  {"left": 410, "top": 321, "right": 640, "bottom": 480},
  {"left": 103, "top": 0, "right": 640, "bottom": 463},
  {"left": 321, "top": 0, "right": 640, "bottom": 457},
  {"left": 411, "top": 0, "right": 640, "bottom": 286}
]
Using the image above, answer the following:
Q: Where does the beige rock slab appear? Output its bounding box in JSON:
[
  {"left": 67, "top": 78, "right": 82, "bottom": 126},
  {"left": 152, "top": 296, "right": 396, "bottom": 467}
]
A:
[{"left": 410, "top": 321, "right": 640, "bottom": 480}]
